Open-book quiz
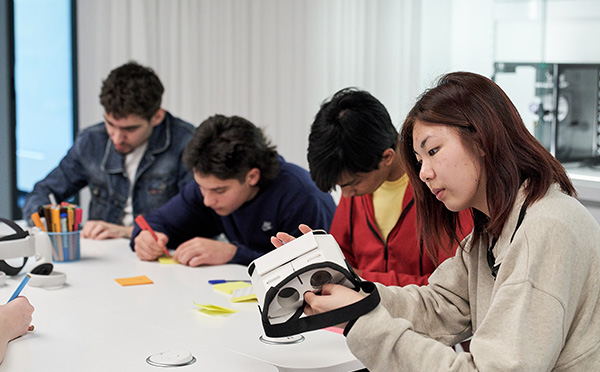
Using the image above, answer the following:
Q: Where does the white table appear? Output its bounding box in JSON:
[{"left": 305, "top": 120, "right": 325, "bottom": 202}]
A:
[{"left": 0, "top": 238, "right": 363, "bottom": 372}]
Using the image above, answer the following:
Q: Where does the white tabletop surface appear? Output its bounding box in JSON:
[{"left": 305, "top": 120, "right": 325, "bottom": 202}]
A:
[{"left": 0, "top": 238, "right": 363, "bottom": 372}]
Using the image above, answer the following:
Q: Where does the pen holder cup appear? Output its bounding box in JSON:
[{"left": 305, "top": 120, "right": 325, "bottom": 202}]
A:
[{"left": 47, "top": 231, "right": 81, "bottom": 262}]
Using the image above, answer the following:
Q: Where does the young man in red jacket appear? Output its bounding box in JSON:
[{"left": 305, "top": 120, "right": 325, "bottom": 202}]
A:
[{"left": 308, "top": 88, "right": 473, "bottom": 286}]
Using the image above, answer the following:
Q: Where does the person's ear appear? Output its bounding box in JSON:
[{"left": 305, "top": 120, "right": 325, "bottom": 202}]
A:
[
  {"left": 246, "top": 168, "right": 261, "bottom": 187},
  {"left": 476, "top": 145, "right": 486, "bottom": 157},
  {"left": 150, "top": 108, "right": 166, "bottom": 127},
  {"left": 380, "top": 148, "right": 396, "bottom": 167}
]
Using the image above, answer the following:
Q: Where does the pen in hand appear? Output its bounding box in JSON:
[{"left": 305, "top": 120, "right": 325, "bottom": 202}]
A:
[
  {"left": 7, "top": 274, "right": 31, "bottom": 303},
  {"left": 135, "top": 215, "right": 171, "bottom": 257}
]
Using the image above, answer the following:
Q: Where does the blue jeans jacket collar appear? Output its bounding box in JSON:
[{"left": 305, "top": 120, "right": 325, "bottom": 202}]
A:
[{"left": 101, "top": 116, "right": 172, "bottom": 175}]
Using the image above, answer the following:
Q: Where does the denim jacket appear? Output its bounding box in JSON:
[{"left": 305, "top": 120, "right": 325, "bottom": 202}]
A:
[{"left": 22, "top": 112, "right": 195, "bottom": 225}]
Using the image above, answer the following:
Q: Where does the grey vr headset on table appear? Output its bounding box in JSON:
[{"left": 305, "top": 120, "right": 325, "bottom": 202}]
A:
[{"left": 248, "top": 230, "right": 380, "bottom": 338}]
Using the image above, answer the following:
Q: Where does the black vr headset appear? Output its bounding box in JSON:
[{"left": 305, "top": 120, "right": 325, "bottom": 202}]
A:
[{"left": 248, "top": 230, "right": 380, "bottom": 338}]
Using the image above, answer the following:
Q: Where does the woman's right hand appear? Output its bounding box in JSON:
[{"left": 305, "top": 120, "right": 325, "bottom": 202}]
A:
[
  {"left": 270, "top": 224, "right": 313, "bottom": 247},
  {"left": 1, "top": 297, "right": 34, "bottom": 341},
  {"left": 0, "top": 296, "right": 34, "bottom": 362}
]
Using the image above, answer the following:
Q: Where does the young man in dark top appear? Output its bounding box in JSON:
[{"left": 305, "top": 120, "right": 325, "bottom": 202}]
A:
[{"left": 131, "top": 114, "right": 336, "bottom": 266}]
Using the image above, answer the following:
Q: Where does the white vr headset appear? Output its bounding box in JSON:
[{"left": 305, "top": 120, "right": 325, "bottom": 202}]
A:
[
  {"left": 0, "top": 218, "right": 53, "bottom": 276},
  {"left": 0, "top": 218, "right": 66, "bottom": 288},
  {"left": 248, "top": 230, "right": 380, "bottom": 337}
]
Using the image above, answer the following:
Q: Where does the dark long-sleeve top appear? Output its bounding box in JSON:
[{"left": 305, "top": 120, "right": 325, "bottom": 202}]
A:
[{"left": 130, "top": 157, "right": 336, "bottom": 265}]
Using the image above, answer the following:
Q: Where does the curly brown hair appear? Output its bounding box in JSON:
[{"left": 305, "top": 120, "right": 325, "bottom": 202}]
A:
[{"left": 99, "top": 61, "right": 163, "bottom": 121}]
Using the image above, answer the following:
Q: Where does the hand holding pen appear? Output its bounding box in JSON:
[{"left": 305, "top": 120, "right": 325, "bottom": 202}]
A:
[
  {"left": 2, "top": 275, "right": 35, "bottom": 344},
  {"left": 134, "top": 215, "right": 171, "bottom": 260},
  {"left": 1, "top": 296, "right": 35, "bottom": 350}
]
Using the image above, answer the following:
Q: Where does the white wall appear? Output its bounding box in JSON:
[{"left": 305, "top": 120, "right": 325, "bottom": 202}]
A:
[
  {"left": 419, "top": 0, "right": 495, "bottom": 90},
  {"left": 76, "top": 0, "right": 504, "bottom": 169},
  {"left": 494, "top": 0, "right": 600, "bottom": 63},
  {"left": 76, "top": 0, "right": 426, "bottom": 170}
]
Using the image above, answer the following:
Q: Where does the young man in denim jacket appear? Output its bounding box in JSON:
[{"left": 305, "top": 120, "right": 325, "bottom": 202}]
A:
[{"left": 22, "top": 62, "right": 195, "bottom": 240}]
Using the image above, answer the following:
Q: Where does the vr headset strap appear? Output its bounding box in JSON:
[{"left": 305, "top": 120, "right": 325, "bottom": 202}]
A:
[
  {"left": 0, "top": 218, "right": 30, "bottom": 276},
  {"left": 262, "top": 280, "right": 380, "bottom": 338},
  {"left": 0, "top": 218, "right": 29, "bottom": 241}
]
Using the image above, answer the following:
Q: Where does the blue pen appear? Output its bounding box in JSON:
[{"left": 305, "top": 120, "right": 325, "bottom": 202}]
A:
[
  {"left": 7, "top": 274, "right": 31, "bottom": 303},
  {"left": 208, "top": 279, "right": 251, "bottom": 285}
]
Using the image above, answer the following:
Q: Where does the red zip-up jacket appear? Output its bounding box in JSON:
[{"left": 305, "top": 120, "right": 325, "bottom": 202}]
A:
[{"left": 330, "top": 183, "right": 473, "bottom": 286}]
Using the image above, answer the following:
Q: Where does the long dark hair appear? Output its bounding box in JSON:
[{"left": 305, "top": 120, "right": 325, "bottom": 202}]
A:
[{"left": 399, "top": 72, "right": 575, "bottom": 256}]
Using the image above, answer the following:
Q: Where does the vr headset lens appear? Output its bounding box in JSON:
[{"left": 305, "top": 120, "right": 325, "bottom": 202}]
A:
[
  {"left": 277, "top": 288, "right": 300, "bottom": 309},
  {"left": 275, "top": 269, "right": 333, "bottom": 310},
  {"left": 310, "top": 270, "right": 332, "bottom": 287},
  {"left": 269, "top": 266, "right": 355, "bottom": 322}
]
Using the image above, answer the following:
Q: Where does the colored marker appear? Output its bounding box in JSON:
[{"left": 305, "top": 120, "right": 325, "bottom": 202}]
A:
[
  {"left": 74, "top": 207, "right": 82, "bottom": 231},
  {"left": 7, "top": 274, "right": 31, "bottom": 303},
  {"left": 208, "top": 280, "right": 252, "bottom": 285},
  {"left": 43, "top": 207, "right": 53, "bottom": 231},
  {"left": 67, "top": 208, "right": 74, "bottom": 232},
  {"left": 48, "top": 193, "right": 57, "bottom": 205},
  {"left": 30, "top": 212, "right": 46, "bottom": 232},
  {"left": 51, "top": 208, "right": 61, "bottom": 232},
  {"left": 60, "top": 213, "right": 68, "bottom": 232},
  {"left": 135, "top": 215, "right": 170, "bottom": 257}
]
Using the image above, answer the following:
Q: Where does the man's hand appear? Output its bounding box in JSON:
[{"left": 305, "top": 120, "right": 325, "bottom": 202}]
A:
[
  {"left": 81, "top": 220, "right": 134, "bottom": 240},
  {"left": 270, "top": 224, "right": 313, "bottom": 247},
  {"left": 172, "top": 238, "right": 237, "bottom": 266},
  {"left": 133, "top": 230, "right": 169, "bottom": 261}
]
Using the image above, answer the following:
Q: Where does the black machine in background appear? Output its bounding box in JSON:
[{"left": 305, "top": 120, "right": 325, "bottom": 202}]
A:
[{"left": 494, "top": 63, "right": 600, "bottom": 164}]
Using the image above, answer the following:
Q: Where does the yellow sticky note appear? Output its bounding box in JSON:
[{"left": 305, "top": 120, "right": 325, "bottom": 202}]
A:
[
  {"left": 213, "top": 281, "right": 251, "bottom": 295},
  {"left": 193, "top": 302, "right": 238, "bottom": 315},
  {"left": 115, "top": 275, "right": 154, "bottom": 286},
  {"left": 158, "top": 256, "right": 179, "bottom": 264},
  {"left": 231, "top": 294, "right": 257, "bottom": 303},
  {"left": 231, "top": 286, "right": 258, "bottom": 303}
]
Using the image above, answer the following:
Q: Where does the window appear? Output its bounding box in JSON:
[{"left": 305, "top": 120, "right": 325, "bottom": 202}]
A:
[{"left": 13, "top": 0, "right": 77, "bottom": 217}]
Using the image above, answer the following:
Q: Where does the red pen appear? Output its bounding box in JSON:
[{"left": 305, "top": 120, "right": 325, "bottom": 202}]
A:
[{"left": 135, "top": 215, "right": 171, "bottom": 257}]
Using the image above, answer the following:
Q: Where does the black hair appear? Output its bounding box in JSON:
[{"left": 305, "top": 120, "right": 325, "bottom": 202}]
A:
[
  {"left": 307, "top": 87, "right": 397, "bottom": 192},
  {"left": 183, "top": 115, "right": 280, "bottom": 188}
]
